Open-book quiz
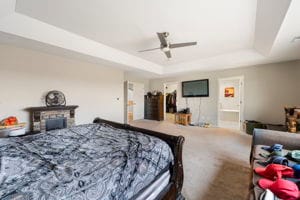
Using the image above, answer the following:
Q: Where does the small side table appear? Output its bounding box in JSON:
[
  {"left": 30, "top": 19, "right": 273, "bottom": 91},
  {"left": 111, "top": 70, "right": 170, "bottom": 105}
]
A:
[
  {"left": 0, "top": 130, "right": 39, "bottom": 138},
  {"left": 175, "top": 113, "right": 192, "bottom": 126}
]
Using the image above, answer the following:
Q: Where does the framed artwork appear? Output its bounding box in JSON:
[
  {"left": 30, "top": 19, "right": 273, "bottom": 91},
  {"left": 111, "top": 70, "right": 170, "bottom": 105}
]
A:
[{"left": 225, "top": 87, "right": 234, "bottom": 97}]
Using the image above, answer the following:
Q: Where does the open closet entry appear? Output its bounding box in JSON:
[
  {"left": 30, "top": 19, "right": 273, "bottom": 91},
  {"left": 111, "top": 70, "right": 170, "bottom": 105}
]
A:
[{"left": 164, "top": 82, "right": 178, "bottom": 123}]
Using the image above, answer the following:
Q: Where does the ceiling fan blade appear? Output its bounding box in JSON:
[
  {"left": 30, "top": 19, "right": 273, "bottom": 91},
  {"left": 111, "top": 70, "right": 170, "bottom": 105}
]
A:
[
  {"left": 170, "top": 42, "right": 197, "bottom": 49},
  {"left": 164, "top": 51, "right": 171, "bottom": 59},
  {"left": 138, "top": 47, "right": 161, "bottom": 52},
  {"left": 157, "top": 32, "right": 168, "bottom": 46}
]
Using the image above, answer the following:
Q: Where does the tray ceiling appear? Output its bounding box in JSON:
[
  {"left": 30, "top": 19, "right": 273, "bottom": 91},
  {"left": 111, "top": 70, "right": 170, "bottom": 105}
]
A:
[{"left": 0, "top": 0, "right": 299, "bottom": 75}]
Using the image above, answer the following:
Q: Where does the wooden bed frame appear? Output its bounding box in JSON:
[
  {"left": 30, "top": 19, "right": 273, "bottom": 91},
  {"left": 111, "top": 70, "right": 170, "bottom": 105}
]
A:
[{"left": 93, "top": 118, "right": 185, "bottom": 200}]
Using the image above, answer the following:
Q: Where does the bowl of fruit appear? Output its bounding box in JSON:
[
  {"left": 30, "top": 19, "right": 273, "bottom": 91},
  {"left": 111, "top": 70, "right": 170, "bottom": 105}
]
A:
[{"left": 0, "top": 116, "right": 26, "bottom": 136}]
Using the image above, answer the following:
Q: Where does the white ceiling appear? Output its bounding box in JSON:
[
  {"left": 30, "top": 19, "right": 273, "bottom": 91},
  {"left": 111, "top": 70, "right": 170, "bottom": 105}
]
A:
[
  {"left": 15, "top": 0, "right": 256, "bottom": 66},
  {"left": 270, "top": 0, "right": 300, "bottom": 59},
  {"left": 0, "top": 0, "right": 299, "bottom": 76}
]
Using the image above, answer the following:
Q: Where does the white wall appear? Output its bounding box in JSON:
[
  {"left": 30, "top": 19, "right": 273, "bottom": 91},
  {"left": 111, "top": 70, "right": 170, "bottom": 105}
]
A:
[
  {"left": 1, "top": 43, "right": 299, "bottom": 129},
  {"left": 150, "top": 61, "right": 300, "bottom": 125},
  {"left": 0, "top": 44, "right": 124, "bottom": 130},
  {"left": 165, "top": 83, "right": 178, "bottom": 94},
  {"left": 124, "top": 72, "right": 150, "bottom": 94}
]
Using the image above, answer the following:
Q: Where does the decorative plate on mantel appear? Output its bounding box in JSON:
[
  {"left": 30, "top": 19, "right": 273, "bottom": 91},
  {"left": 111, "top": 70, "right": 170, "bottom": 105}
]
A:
[{"left": 45, "top": 90, "right": 66, "bottom": 107}]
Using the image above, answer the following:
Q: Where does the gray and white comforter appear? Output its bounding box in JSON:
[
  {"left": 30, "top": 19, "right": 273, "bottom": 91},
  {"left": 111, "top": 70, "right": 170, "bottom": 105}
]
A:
[{"left": 0, "top": 123, "right": 173, "bottom": 200}]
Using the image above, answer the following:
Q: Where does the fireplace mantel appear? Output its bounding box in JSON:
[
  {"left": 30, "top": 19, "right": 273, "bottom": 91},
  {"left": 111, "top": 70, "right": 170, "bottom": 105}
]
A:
[
  {"left": 27, "top": 105, "right": 79, "bottom": 132},
  {"left": 27, "top": 105, "right": 78, "bottom": 111}
]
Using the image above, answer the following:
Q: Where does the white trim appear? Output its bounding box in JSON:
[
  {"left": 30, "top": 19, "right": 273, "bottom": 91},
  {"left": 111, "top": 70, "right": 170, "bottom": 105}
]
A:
[
  {"left": 217, "top": 76, "right": 244, "bottom": 130},
  {"left": 0, "top": 13, "right": 163, "bottom": 74},
  {"left": 124, "top": 81, "right": 129, "bottom": 124},
  {"left": 124, "top": 81, "right": 145, "bottom": 124},
  {"left": 218, "top": 76, "right": 244, "bottom": 81}
]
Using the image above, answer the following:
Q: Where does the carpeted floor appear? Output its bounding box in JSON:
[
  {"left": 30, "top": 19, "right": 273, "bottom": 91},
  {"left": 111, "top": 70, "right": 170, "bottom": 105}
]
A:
[{"left": 130, "top": 120, "right": 252, "bottom": 200}]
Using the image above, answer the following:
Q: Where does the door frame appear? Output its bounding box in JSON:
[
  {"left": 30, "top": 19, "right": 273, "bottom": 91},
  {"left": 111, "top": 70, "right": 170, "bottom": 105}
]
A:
[
  {"left": 124, "top": 81, "right": 145, "bottom": 124},
  {"left": 163, "top": 82, "right": 179, "bottom": 120},
  {"left": 217, "top": 76, "right": 244, "bottom": 130},
  {"left": 124, "top": 81, "right": 130, "bottom": 124}
]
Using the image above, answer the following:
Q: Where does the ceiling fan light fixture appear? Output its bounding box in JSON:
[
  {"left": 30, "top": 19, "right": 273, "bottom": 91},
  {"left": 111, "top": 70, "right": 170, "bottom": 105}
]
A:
[{"left": 138, "top": 32, "right": 197, "bottom": 59}]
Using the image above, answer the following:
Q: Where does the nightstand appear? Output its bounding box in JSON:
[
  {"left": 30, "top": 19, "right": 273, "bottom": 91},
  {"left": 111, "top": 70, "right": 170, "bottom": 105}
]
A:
[
  {"left": 0, "top": 130, "right": 40, "bottom": 138},
  {"left": 175, "top": 113, "right": 192, "bottom": 126}
]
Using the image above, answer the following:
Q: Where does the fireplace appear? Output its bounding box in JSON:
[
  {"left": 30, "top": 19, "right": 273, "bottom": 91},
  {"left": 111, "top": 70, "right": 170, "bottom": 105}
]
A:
[
  {"left": 46, "top": 117, "right": 67, "bottom": 131},
  {"left": 27, "top": 105, "right": 78, "bottom": 132}
]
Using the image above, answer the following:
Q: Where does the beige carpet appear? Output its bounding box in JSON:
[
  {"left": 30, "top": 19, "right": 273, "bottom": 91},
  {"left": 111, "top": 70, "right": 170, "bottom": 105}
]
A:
[{"left": 130, "top": 120, "right": 252, "bottom": 200}]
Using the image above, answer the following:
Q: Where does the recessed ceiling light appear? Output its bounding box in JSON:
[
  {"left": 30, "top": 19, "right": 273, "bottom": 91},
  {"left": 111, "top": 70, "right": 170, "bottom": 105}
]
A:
[{"left": 291, "top": 36, "right": 300, "bottom": 42}]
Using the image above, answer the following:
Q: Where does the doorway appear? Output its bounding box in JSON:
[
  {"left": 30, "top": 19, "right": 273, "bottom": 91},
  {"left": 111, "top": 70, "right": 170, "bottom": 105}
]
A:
[
  {"left": 218, "top": 76, "right": 244, "bottom": 130},
  {"left": 124, "top": 81, "right": 145, "bottom": 124},
  {"left": 163, "top": 82, "right": 178, "bottom": 123}
]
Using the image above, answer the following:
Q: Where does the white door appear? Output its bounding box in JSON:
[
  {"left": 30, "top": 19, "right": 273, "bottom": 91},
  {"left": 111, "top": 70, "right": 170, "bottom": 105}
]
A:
[
  {"left": 132, "top": 82, "right": 145, "bottom": 120},
  {"left": 218, "top": 76, "right": 244, "bottom": 130}
]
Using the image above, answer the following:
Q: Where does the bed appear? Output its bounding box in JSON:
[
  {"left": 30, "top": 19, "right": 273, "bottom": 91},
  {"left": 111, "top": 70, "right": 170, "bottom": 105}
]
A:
[{"left": 0, "top": 118, "right": 185, "bottom": 200}]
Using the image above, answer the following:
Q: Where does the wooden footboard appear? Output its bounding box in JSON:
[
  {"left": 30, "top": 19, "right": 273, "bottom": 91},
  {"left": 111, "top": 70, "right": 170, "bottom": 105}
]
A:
[{"left": 93, "top": 118, "right": 185, "bottom": 200}]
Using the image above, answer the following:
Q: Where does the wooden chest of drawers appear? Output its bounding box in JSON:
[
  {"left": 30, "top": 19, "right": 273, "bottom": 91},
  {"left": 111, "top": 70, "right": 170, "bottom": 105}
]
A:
[{"left": 144, "top": 95, "right": 164, "bottom": 121}]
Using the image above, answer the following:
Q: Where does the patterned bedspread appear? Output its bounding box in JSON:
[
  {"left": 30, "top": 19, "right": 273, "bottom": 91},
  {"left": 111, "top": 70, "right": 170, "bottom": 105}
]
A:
[{"left": 0, "top": 123, "right": 173, "bottom": 200}]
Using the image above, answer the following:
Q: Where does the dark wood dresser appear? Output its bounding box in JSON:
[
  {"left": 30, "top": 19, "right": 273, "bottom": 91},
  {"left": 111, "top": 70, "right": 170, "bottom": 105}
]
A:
[{"left": 144, "top": 95, "right": 164, "bottom": 121}]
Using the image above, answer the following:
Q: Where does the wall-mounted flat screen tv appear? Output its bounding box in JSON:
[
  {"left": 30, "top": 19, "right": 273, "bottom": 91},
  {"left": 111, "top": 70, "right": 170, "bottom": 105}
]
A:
[{"left": 182, "top": 79, "right": 209, "bottom": 97}]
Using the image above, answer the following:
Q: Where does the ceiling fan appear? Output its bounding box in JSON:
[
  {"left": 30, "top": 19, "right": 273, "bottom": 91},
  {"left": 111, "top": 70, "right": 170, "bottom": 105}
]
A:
[{"left": 138, "top": 32, "right": 197, "bottom": 59}]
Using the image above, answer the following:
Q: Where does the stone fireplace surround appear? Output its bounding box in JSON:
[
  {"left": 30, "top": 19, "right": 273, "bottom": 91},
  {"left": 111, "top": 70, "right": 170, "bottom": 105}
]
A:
[{"left": 27, "top": 105, "right": 78, "bottom": 132}]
